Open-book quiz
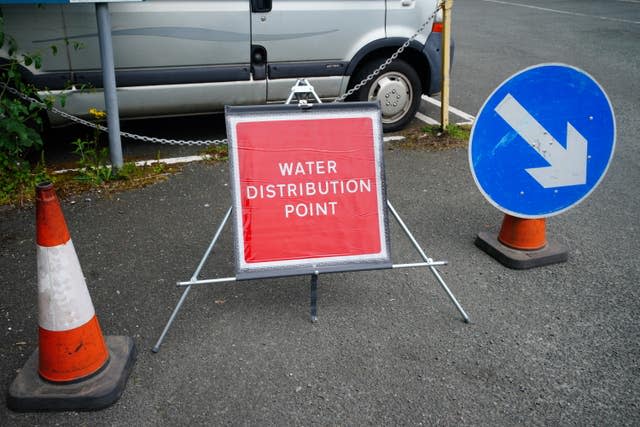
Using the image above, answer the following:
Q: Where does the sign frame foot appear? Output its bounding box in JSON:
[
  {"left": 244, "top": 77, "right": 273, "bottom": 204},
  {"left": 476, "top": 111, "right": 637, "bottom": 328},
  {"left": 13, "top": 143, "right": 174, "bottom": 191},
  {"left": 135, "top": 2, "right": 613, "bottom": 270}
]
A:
[{"left": 310, "top": 273, "right": 319, "bottom": 323}]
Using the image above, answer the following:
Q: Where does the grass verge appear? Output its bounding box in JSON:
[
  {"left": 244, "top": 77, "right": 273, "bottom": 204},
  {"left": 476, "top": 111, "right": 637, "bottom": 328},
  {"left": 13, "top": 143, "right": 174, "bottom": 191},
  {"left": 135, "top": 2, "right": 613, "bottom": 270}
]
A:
[{"left": 390, "top": 123, "right": 471, "bottom": 151}]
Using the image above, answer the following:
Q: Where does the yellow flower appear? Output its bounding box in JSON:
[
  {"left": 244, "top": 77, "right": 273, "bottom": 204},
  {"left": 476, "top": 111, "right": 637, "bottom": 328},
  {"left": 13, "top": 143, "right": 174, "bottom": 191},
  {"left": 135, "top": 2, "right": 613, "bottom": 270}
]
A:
[{"left": 88, "top": 108, "right": 107, "bottom": 120}]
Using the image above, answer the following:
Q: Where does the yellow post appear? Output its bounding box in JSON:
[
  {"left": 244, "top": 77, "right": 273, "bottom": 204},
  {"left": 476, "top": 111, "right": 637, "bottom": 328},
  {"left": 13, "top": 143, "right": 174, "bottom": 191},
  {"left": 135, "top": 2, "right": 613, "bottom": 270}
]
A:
[{"left": 440, "top": 0, "right": 453, "bottom": 131}]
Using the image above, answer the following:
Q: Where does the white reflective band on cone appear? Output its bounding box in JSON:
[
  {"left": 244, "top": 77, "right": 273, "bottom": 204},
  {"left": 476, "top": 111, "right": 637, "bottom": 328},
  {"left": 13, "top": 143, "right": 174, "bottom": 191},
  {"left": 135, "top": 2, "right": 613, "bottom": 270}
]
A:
[{"left": 37, "top": 240, "right": 95, "bottom": 331}]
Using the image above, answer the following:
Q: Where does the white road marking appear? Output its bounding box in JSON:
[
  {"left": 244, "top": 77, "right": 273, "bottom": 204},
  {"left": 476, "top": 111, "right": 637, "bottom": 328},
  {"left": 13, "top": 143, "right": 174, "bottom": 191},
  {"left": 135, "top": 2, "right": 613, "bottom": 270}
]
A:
[
  {"left": 480, "top": 0, "right": 640, "bottom": 25},
  {"left": 53, "top": 137, "right": 408, "bottom": 173},
  {"left": 134, "top": 155, "right": 211, "bottom": 167},
  {"left": 421, "top": 96, "right": 476, "bottom": 122},
  {"left": 384, "top": 136, "right": 407, "bottom": 142},
  {"left": 415, "top": 111, "right": 440, "bottom": 126},
  {"left": 52, "top": 155, "right": 213, "bottom": 174}
]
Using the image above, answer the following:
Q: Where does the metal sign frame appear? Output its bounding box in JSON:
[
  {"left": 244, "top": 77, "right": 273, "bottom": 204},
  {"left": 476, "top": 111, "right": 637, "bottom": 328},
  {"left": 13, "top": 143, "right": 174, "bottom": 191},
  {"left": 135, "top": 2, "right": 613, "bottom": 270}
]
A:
[
  {"left": 152, "top": 99, "right": 470, "bottom": 353},
  {"left": 226, "top": 102, "right": 392, "bottom": 280}
]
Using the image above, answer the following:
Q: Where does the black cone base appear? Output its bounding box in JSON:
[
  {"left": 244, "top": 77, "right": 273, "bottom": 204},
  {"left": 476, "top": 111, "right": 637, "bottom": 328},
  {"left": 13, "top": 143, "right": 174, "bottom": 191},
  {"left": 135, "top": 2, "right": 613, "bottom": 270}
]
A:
[
  {"left": 475, "top": 231, "right": 568, "bottom": 269},
  {"left": 7, "top": 335, "right": 136, "bottom": 412}
]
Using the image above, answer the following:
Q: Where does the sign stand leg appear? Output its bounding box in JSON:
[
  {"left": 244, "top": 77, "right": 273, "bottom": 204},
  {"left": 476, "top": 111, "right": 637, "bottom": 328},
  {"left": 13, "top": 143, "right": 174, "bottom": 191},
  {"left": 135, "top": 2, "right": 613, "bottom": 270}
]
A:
[
  {"left": 310, "top": 273, "right": 319, "bottom": 323},
  {"left": 152, "top": 207, "right": 233, "bottom": 353},
  {"left": 387, "top": 201, "right": 470, "bottom": 323}
]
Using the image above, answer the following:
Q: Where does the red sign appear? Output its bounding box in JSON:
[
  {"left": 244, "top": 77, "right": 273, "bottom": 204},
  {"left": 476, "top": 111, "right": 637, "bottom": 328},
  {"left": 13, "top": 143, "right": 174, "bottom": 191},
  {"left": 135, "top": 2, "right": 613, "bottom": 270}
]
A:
[{"left": 226, "top": 104, "right": 390, "bottom": 279}]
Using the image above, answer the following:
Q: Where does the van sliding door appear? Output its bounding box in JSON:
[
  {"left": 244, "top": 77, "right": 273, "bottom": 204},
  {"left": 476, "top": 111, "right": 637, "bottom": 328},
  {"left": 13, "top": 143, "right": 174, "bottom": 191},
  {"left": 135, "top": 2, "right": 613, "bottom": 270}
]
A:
[
  {"left": 60, "top": 1, "right": 265, "bottom": 116},
  {"left": 1, "top": 5, "right": 70, "bottom": 90},
  {"left": 251, "top": 0, "right": 385, "bottom": 102}
]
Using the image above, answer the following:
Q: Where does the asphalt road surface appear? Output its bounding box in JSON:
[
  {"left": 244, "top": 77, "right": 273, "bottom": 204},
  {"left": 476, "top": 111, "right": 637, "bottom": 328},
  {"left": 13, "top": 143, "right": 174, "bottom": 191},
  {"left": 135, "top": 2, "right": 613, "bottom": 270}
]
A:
[{"left": 2, "top": 0, "right": 639, "bottom": 425}]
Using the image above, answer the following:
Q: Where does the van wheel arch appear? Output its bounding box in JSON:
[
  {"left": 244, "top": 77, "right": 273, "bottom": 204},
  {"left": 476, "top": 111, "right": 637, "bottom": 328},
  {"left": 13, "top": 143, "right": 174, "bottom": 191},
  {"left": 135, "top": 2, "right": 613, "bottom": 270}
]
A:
[
  {"left": 347, "top": 52, "right": 427, "bottom": 132},
  {"left": 345, "top": 42, "right": 431, "bottom": 131},
  {"left": 346, "top": 39, "right": 431, "bottom": 95}
]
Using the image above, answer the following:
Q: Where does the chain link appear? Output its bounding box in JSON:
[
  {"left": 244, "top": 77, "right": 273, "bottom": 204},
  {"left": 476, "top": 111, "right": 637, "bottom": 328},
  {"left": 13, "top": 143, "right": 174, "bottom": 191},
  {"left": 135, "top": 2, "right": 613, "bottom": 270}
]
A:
[{"left": 1, "top": 1, "right": 442, "bottom": 146}]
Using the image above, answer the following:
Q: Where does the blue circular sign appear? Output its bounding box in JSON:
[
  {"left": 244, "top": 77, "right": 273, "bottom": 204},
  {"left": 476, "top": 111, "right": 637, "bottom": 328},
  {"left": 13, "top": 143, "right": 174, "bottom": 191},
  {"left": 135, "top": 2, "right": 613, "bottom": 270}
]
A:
[{"left": 469, "top": 64, "right": 616, "bottom": 218}]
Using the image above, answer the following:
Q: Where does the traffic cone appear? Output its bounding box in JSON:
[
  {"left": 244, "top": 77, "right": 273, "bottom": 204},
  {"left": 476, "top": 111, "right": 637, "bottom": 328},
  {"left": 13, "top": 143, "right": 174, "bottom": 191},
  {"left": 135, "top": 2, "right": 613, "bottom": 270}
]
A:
[
  {"left": 475, "top": 214, "right": 568, "bottom": 269},
  {"left": 35, "top": 181, "right": 109, "bottom": 382},
  {"left": 7, "top": 182, "right": 136, "bottom": 412}
]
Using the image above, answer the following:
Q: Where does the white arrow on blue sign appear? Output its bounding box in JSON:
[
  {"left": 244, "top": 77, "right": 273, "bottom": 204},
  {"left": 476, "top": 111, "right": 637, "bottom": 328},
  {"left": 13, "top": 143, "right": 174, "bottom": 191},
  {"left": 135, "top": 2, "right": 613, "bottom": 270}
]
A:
[{"left": 469, "top": 63, "right": 616, "bottom": 219}]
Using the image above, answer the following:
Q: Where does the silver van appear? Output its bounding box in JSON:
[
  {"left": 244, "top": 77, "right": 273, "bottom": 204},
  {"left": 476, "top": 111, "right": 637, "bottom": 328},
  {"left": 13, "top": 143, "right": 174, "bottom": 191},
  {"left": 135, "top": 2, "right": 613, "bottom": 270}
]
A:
[{"left": 2, "top": 0, "right": 448, "bottom": 131}]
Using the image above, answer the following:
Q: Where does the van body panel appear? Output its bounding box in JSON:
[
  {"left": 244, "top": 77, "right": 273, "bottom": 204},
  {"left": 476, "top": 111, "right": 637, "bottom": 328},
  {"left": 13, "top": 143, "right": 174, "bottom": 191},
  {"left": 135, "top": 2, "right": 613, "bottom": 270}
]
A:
[
  {"left": 2, "top": 6, "right": 70, "bottom": 73},
  {"left": 49, "top": 80, "right": 268, "bottom": 123},
  {"left": 252, "top": 0, "right": 385, "bottom": 63},
  {"left": 267, "top": 76, "right": 342, "bottom": 102},
  {"left": 62, "top": 2, "right": 251, "bottom": 70},
  {"left": 386, "top": 0, "right": 433, "bottom": 45},
  {"left": 0, "top": 0, "right": 445, "bottom": 128}
]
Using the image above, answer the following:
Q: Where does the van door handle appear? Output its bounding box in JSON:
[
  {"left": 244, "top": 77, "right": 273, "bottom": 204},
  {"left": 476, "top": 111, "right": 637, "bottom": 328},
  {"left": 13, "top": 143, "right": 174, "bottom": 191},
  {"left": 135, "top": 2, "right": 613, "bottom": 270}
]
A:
[
  {"left": 251, "top": 0, "right": 272, "bottom": 13},
  {"left": 401, "top": 0, "right": 414, "bottom": 6}
]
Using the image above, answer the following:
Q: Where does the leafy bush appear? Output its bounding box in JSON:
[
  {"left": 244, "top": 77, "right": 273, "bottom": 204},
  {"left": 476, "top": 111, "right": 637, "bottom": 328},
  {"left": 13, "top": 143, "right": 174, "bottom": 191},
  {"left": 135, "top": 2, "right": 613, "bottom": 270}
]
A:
[{"left": 0, "top": 9, "right": 51, "bottom": 204}]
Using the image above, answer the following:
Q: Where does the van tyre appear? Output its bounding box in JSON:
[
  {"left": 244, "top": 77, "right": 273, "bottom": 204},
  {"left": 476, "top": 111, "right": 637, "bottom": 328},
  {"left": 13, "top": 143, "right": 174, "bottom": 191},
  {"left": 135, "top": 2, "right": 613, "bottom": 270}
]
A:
[{"left": 351, "top": 58, "right": 422, "bottom": 132}]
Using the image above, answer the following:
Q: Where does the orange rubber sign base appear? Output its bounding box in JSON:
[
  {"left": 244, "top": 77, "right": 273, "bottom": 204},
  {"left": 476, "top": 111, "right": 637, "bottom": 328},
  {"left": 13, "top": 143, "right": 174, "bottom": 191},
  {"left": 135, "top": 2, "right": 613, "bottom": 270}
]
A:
[{"left": 498, "top": 215, "right": 546, "bottom": 250}]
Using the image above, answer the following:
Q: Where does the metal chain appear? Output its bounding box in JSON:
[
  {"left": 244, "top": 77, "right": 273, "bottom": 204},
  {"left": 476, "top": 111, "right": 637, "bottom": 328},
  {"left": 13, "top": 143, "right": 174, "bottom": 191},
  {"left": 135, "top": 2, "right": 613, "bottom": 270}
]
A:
[
  {"left": 1, "top": 1, "right": 442, "bottom": 145},
  {"left": 1, "top": 83, "right": 227, "bottom": 146},
  {"left": 3, "top": 83, "right": 107, "bottom": 131},
  {"left": 117, "top": 130, "right": 226, "bottom": 146}
]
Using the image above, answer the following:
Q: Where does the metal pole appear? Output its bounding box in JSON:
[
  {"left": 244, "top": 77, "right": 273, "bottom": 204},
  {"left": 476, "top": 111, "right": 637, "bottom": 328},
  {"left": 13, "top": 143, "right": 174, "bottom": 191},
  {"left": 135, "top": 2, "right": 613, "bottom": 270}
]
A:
[
  {"left": 440, "top": 0, "right": 453, "bottom": 130},
  {"left": 152, "top": 207, "right": 233, "bottom": 352},
  {"left": 387, "top": 200, "right": 470, "bottom": 323},
  {"left": 95, "top": 3, "right": 123, "bottom": 169}
]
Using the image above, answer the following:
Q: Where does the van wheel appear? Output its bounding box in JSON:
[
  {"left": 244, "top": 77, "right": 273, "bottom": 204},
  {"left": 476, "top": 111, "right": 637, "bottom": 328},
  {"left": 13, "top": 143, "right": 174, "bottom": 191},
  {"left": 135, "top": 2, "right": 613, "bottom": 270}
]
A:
[{"left": 350, "top": 58, "right": 422, "bottom": 132}]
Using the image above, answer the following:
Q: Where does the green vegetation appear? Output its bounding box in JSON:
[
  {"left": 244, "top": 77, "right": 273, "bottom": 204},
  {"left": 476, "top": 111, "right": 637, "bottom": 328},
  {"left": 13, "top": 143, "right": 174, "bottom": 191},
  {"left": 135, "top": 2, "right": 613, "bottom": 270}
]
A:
[
  {"left": 71, "top": 108, "right": 115, "bottom": 184},
  {"left": 422, "top": 123, "right": 471, "bottom": 140},
  {"left": 202, "top": 143, "right": 229, "bottom": 162},
  {"left": 0, "top": 10, "right": 52, "bottom": 205},
  {"left": 392, "top": 122, "right": 471, "bottom": 151},
  {"left": 0, "top": 14, "right": 198, "bottom": 207}
]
